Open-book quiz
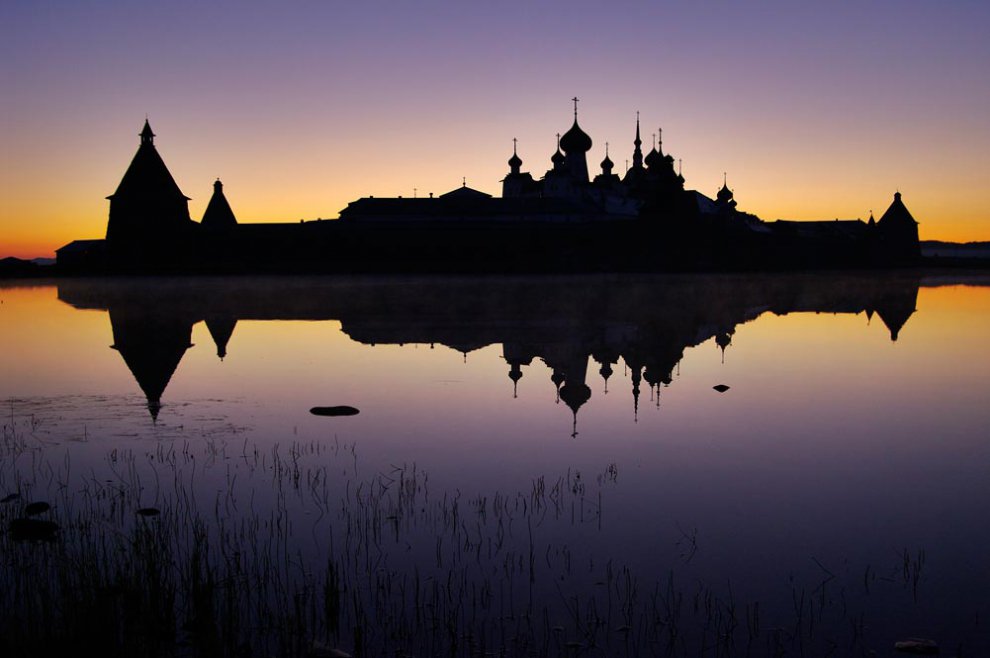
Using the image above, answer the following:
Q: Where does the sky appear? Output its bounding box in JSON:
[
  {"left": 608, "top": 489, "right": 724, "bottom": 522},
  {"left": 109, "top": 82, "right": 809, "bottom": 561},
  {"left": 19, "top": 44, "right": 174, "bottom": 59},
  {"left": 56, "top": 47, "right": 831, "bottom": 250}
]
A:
[{"left": 2, "top": 0, "right": 989, "bottom": 258}]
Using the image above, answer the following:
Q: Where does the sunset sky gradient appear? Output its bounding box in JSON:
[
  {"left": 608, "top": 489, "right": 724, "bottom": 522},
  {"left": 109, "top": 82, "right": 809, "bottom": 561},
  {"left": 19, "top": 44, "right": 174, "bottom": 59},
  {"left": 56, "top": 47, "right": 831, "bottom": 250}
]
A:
[{"left": 2, "top": 0, "right": 989, "bottom": 258}]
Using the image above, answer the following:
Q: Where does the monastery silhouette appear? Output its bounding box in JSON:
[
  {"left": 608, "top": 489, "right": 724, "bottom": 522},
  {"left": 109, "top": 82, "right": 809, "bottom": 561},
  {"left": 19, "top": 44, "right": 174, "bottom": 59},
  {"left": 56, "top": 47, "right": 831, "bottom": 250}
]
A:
[{"left": 57, "top": 106, "right": 920, "bottom": 273}]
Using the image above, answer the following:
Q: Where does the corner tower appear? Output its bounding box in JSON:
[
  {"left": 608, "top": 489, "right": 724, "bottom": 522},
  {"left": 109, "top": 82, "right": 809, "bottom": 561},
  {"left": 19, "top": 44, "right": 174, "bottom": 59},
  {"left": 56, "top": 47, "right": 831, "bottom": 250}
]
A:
[
  {"left": 106, "top": 120, "right": 192, "bottom": 245},
  {"left": 202, "top": 179, "right": 238, "bottom": 228}
]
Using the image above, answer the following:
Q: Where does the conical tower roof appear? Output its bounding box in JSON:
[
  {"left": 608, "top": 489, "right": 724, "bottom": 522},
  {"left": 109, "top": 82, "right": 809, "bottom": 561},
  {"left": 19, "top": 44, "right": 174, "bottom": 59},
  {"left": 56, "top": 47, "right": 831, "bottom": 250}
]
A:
[
  {"left": 109, "top": 120, "right": 190, "bottom": 203},
  {"left": 877, "top": 192, "right": 918, "bottom": 228},
  {"left": 202, "top": 179, "right": 238, "bottom": 228}
]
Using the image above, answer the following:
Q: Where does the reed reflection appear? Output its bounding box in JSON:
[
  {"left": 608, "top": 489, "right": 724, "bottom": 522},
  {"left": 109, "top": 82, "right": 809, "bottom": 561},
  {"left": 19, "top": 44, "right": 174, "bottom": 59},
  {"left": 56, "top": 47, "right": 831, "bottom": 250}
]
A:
[{"left": 58, "top": 274, "right": 919, "bottom": 425}]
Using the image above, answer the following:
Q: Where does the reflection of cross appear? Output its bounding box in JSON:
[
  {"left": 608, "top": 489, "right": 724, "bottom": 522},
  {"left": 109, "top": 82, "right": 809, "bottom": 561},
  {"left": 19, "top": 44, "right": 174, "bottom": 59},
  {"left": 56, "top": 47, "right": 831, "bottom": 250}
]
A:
[
  {"left": 572, "top": 96, "right": 579, "bottom": 117},
  {"left": 462, "top": 176, "right": 466, "bottom": 187},
  {"left": 512, "top": 137, "right": 517, "bottom": 154}
]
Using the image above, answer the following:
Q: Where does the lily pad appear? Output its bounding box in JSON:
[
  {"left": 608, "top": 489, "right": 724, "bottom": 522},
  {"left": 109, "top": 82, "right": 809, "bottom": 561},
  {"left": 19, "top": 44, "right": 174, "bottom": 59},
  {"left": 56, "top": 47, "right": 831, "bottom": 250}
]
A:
[
  {"left": 9, "top": 518, "right": 58, "bottom": 542},
  {"left": 1, "top": 493, "right": 20, "bottom": 504},
  {"left": 24, "top": 501, "right": 51, "bottom": 516},
  {"left": 137, "top": 507, "right": 161, "bottom": 517},
  {"left": 712, "top": 384, "right": 730, "bottom": 393},
  {"left": 310, "top": 406, "right": 360, "bottom": 417}
]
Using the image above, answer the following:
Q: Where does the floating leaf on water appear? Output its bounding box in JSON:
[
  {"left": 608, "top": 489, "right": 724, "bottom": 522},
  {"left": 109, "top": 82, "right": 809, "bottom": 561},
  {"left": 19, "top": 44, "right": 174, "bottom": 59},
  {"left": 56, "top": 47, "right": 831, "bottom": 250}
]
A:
[
  {"left": 712, "top": 384, "right": 730, "bottom": 393},
  {"left": 137, "top": 507, "right": 161, "bottom": 517},
  {"left": 24, "top": 501, "right": 50, "bottom": 516},
  {"left": 1, "top": 493, "right": 20, "bottom": 504},
  {"left": 309, "top": 406, "right": 360, "bottom": 417},
  {"left": 9, "top": 518, "right": 58, "bottom": 542}
]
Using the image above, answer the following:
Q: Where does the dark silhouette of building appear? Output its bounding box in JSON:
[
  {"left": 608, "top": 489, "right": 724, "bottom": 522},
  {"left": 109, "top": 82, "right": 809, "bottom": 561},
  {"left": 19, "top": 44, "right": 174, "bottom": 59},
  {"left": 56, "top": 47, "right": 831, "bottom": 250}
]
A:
[{"left": 57, "top": 109, "right": 921, "bottom": 273}]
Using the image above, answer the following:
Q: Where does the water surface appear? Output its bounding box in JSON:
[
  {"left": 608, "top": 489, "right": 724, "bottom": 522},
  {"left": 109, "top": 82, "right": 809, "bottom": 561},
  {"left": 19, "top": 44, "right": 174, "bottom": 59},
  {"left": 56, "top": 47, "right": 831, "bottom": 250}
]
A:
[{"left": 1, "top": 273, "right": 988, "bottom": 655}]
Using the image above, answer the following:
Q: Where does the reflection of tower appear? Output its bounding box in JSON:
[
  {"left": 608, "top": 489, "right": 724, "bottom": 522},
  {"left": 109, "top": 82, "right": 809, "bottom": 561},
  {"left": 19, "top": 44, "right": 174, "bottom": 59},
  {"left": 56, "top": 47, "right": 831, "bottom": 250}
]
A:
[
  {"left": 593, "top": 352, "right": 618, "bottom": 394},
  {"left": 874, "top": 291, "right": 918, "bottom": 341},
  {"left": 109, "top": 308, "right": 195, "bottom": 420},
  {"left": 557, "top": 355, "right": 591, "bottom": 438},
  {"left": 503, "top": 344, "right": 534, "bottom": 398},
  {"left": 550, "top": 368, "right": 565, "bottom": 403},
  {"left": 715, "top": 331, "right": 732, "bottom": 363},
  {"left": 204, "top": 316, "right": 237, "bottom": 360},
  {"left": 508, "top": 362, "right": 523, "bottom": 398},
  {"left": 626, "top": 358, "right": 644, "bottom": 422},
  {"left": 643, "top": 365, "right": 662, "bottom": 408}
]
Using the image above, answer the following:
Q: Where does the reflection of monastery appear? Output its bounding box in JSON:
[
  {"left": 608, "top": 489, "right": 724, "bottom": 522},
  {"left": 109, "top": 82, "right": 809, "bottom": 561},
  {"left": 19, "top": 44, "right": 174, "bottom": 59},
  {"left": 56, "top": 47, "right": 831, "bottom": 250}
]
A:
[
  {"left": 57, "top": 108, "right": 920, "bottom": 273},
  {"left": 58, "top": 274, "right": 920, "bottom": 432}
]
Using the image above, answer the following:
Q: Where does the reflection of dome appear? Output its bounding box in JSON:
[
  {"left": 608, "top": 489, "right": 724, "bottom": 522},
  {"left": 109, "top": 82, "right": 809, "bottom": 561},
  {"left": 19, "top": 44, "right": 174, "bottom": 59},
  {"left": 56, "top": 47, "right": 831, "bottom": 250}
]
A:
[
  {"left": 551, "top": 134, "right": 565, "bottom": 167},
  {"left": 560, "top": 120, "right": 592, "bottom": 154},
  {"left": 600, "top": 153, "right": 613, "bottom": 171},
  {"left": 559, "top": 382, "right": 591, "bottom": 438},
  {"left": 559, "top": 382, "right": 591, "bottom": 415}
]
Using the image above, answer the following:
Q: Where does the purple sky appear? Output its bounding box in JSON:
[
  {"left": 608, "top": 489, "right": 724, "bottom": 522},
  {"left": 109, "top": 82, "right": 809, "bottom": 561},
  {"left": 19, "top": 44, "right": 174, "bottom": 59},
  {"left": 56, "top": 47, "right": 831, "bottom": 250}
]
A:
[{"left": 2, "top": 1, "right": 989, "bottom": 256}]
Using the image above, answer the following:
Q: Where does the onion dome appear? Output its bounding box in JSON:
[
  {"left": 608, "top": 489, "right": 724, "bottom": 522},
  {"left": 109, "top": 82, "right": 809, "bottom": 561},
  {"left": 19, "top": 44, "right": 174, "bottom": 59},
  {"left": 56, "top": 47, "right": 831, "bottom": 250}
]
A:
[
  {"left": 644, "top": 147, "right": 660, "bottom": 169},
  {"left": 717, "top": 173, "right": 733, "bottom": 203},
  {"left": 600, "top": 143, "right": 614, "bottom": 173},
  {"left": 508, "top": 151, "right": 522, "bottom": 170},
  {"left": 507, "top": 138, "right": 522, "bottom": 174},
  {"left": 644, "top": 132, "right": 661, "bottom": 168},
  {"left": 551, "top": 133, "right": 565, "bottom": 168},
  {"left": 560, "top": 119, "right": 592, "bottom": 154}
]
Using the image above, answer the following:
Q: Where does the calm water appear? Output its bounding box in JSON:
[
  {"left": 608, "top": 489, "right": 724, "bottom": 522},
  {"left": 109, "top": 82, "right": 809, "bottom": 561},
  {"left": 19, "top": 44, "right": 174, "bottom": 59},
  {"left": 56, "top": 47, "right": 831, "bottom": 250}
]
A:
[{"left": 2, "top": 272, "right": 989, "bottom": 655}]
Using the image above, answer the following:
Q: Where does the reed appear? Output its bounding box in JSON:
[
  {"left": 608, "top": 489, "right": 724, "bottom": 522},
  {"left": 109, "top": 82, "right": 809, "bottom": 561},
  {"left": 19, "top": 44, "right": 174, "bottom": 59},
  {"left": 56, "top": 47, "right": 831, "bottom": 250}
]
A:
[{"left": 0, "top": 413, "right": 948, "bottom": 657}]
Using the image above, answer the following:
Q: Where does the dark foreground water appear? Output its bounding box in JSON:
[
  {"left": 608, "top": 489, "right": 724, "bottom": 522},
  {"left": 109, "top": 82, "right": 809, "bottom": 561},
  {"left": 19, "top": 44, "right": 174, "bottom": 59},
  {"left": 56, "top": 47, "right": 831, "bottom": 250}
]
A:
[{"left": 1, "top": 272, "right": 988, "bottom": 657}]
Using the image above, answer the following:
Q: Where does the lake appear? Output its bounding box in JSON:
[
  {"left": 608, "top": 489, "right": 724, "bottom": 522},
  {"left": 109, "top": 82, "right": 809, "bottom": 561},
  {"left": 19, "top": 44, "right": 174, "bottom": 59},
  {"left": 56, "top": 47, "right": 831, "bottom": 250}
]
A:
[{"left": 1, "top": 272, "right": 988, "bottom": 657}]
